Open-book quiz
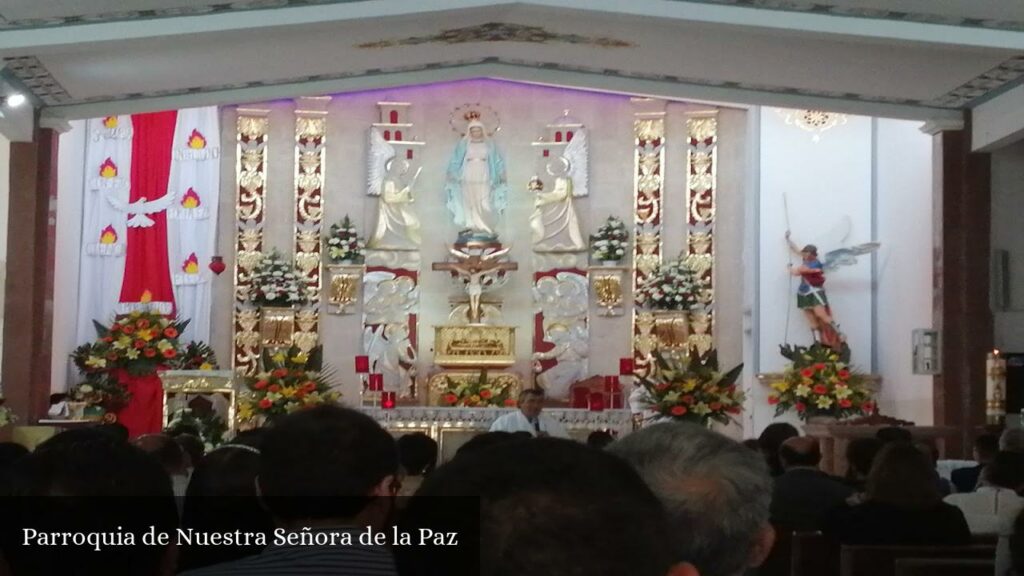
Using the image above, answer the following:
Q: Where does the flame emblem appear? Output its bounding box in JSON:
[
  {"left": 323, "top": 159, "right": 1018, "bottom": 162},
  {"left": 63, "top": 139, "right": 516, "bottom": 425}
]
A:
[
  {"left": 99, "top": 157, "right": 118, "bottom": 179},
  {"left": 180, "top": 188, "right": 201, "bottom": 209},
  {"left": 182, "top": 253, "right": 200, "bottom": 274},
  {"left": 187, "top": 129, "right": 207, "bottom": 150},
  {"left": 99, "top": 225, "right": 118, "bottom": 244},
  {"left": 102, "top": 116, "right": 118, "bottom": 129},
  {"left": 140, "top": 289, "right": 153, "bottom": 303}
]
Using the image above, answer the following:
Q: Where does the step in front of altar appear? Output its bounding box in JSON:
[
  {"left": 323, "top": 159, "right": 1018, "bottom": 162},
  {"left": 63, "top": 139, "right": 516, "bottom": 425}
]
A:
[{"left": 360, "top": 406, "right": 632, "bottom": 463}]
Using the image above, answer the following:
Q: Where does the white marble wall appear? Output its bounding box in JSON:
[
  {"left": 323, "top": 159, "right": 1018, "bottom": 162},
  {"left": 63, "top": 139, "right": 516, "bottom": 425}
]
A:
[{"left": 211, "top": 79, "right": 747, "bottom": 405}]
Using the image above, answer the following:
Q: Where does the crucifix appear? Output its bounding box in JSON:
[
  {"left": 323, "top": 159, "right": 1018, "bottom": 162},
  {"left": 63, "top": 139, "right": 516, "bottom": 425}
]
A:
[{"left": 432, "top": 246, "right": 518, "bottom": 324}]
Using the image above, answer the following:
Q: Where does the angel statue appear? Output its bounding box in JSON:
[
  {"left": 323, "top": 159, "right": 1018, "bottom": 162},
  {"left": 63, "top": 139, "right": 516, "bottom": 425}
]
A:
[
  {"left": 529, "top": 132, "right": 588, "bottom": 252},
  {"left": 363, "top": 322, "right": 417, "bottom": 394},
  {"left": 445, "top": 111, "right": 509, "bottom": 242},
  {"left": 785, "top": 229, "right": 879, "bottom": 350},
  {"left": 366, "top": 128, "right": 421, "bottom": 250},
  {"left": 532, "top": 322, "right": 590, "bottom": 400}
]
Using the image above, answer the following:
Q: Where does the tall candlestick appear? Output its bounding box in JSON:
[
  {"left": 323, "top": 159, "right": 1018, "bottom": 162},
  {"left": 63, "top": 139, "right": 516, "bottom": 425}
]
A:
[
  {"left": 368, "top": 373, "right": 384, "bottom": 392},
  {"left": 589, "top": 392, "right": 605, "bottom": 412},
  {"left": 987, "top": 349, "right": 1007, "bottom": 425},
  {"left": 381, "top": 391, "right": 396, "bottom": 410}
]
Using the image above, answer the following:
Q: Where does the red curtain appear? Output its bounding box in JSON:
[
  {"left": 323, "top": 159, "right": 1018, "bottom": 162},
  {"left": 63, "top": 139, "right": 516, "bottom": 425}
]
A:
[
  {"left": 118, "top": 110, "right": 178, "bottom": 313},
  {"left": 114, "top": 369, "right": 165, "bottom": 437}
]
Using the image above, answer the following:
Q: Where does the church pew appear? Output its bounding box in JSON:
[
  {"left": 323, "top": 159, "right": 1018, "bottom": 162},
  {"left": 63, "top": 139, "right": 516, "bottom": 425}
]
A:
[
  {"left": 839, "top": 544, "right": 995, "bottom": 576},
  {"left": 893, "top": 558, "right": 994, "bottom": 576},
  {"left": 790, "top": 531, "right": 832, "bottom": 576}
]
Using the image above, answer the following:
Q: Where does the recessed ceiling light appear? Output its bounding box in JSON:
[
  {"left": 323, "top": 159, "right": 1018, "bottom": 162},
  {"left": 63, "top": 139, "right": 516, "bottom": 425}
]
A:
[{"left": 6, "top": 93, "right": 26, "bottom": 107}]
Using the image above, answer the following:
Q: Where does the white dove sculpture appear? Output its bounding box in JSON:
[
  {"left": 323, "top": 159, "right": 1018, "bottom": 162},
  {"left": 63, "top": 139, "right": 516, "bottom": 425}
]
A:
[{"left": 106, "top": 191, "right": 176, "bottom": 228}]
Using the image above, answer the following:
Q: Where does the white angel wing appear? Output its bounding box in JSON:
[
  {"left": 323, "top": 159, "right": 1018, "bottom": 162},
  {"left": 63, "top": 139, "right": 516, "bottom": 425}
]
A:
[
  {"left": 366, "top": 127, "right": 396, "bottom": 197},
  {"left": 823, "top": 242, "right": 881, "bottom": 271},
  {"left": 363, "top": 325, "right": 388, "bottom": 370},
  {"left": 563, "top": 128, "right": 588, "bottom": 198}
]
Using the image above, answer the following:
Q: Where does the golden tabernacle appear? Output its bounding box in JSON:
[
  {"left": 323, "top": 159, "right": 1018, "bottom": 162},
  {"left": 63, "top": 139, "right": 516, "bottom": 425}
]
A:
[{"left": 434, "top": 325, "right": 516, "bottom": 368}]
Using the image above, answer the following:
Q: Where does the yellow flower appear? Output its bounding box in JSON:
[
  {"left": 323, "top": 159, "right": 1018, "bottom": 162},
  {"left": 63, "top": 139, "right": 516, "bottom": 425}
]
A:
[
  {"left": 272, "top": 352, "right": 286, "bottom": 363},
  {"left": 137, "top": 329, "right": 155, "bottom": 342},
  {"left": 771, "top": 381, "right": 790, "bottom": 392},
  {"left": 130, "top": 311, "right": 142, "bottom": 319},
  {"left": 795, "top": 384, "right": 812, "bottom": 397},
  {"left": 815, "top": 396, "right": 834, "bottom": 409},
  {"left": 281, "top": 387, "right": 296, "bottom": 398},
  {"left": 85, "top": 356, "right": 107, "bottom": 369},
  {"left": 112, "top": 336, "right": 131, "bottom": 350},
  {"left": 833, "top": 384, "right": 852, "bottom": 399},
  {"left": 682, "top": 378, "right": 700, "bottom": 392},
  {"left": 291, "top": 352, "right": 308, "bottom": 364},
  {"left": 238, "top": 402, "right": 254, "bottom": 422},
  {"left": 199, "top": 362, "right": 213, "bottom": 370}
]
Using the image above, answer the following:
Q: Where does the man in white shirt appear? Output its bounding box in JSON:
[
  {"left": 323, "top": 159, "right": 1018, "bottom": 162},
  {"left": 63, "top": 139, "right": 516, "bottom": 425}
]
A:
[{"left": 489, "top": 389, "right": 569, "bottom": 438}]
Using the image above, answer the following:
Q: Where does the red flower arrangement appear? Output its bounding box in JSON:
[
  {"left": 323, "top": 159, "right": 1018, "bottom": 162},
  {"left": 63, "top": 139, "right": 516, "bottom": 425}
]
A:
[
  {"left": 635, "top": 348, "right": 745, "bottom": 426},
  {"left": 73, "top": 311, "right": 189, "bottom": 377},
  {"left": 768, "top": 343, "right": 874, "bottom": 421},
  {"left": 439, "top": 371, "right": 517, "bottom": 407}
]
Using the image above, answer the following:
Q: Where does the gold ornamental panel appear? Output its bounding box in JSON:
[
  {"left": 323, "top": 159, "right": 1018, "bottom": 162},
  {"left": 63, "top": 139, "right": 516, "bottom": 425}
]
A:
[
  {"left": 260, "top": 307, "right": 296, "bottom": 349},
  {"left": 294, "top": 101, "right": 329, "bottom": 353},
  {"left": 434, "top": 325, "right": 516, "bottom": 368},
  {"left": 686, "top": 110, "right": 718, "bottom": 346},
  {"left": 651, "top": 310, "right": 691, "bottom": 351},
  {"left": 234, "top": 109, "right": 269, "bottom": 375},
  {"left": 327, "top": 264, "right": 365, "bottom": 315},
  {"left": 592, "top": 268, "right": 626, "bottom": 317},
  {"left": 631, "top": 100, "right": 666, "bottom": 375}
]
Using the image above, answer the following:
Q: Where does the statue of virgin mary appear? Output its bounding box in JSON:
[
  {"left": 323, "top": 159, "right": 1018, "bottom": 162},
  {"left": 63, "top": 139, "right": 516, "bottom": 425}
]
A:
[{"left": 444, "top": 115, "right": 509, "bottom": 242}]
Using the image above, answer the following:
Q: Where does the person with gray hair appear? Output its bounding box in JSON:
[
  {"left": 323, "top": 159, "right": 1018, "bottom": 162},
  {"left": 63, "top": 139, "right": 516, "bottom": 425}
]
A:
[
  {"left": 609, "top": 421, "right": 775, "bottom": 576},
  {"left": 1001, "top": 428, "right": 1024, "bottom": 453}
]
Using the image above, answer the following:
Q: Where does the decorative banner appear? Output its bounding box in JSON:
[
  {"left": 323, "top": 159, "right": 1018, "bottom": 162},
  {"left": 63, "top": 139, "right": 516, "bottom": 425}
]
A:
[
  {"left": 167, "top": 107, "right": 221, "bottom": 344},
  {"left": 233, "top": 110, "right": 269, "bottom": 375},
  {"left": 685, "top": 112, "right": 718, "bottom": 355},
  {"left": 293, "top": 97, "right": 329, "bottom": 352},
  {"left": 117, "top": 110, "right": 178, "bottom": 315},
  {"left": 631, "top": 99, "right": 666, "bottom": 375},
  {"left": 75, "top": 116, "right": 133, "bottom": 345}
]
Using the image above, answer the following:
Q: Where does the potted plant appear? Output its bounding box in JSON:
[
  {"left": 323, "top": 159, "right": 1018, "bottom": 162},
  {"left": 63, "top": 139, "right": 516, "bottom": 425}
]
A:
[
  {"left": 634, "top": 348, "right": 744, "bottom": 427},
  {"left": 768, "top": 343, "right": 875, "bottom": 422},
  {"left": 589, "top": 216, "right": 629, "bottom": 266},
  {"left": 326, "top": 215, "right": 366, "bottom": 264}
]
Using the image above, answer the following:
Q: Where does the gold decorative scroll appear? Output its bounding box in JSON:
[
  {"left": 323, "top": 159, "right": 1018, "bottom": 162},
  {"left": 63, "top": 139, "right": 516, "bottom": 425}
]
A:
[
  {"left": 293, "top": 97, "right": 329, "bottom": 352},
  {"left": 233, "top": 109, "right": 269, "bottom": 375},
  {"left": 631, "top": 99, "right": 665, "bottom": 374},
  {"left": 685, "top": 111, "right": 717, "bottom": 355}
]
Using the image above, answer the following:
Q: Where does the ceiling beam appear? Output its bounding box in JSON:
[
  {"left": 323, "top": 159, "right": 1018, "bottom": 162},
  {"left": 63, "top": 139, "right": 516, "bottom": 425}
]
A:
[
  {"left": 39, "top": 60, "right": 962, "bottom": 124},
  {"left": 1, "top": 0, "right": 1021, "bottom": 55}
]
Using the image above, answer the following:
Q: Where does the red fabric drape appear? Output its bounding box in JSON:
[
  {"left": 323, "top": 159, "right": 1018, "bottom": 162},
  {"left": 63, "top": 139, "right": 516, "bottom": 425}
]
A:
[
  {"left": 118, "top": 111, "right": 178, "bottom": 313},
  {"left": 114, "top": 369, "right": 164, "bottom": 437}
]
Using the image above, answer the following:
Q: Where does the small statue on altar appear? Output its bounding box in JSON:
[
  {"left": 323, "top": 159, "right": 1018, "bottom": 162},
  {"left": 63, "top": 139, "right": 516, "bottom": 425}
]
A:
[
  {"left": 445, "top": 111, "right": 508, "bottom": 242},
  {"left": 368, "top": 158, "right": 422, "bottom": 250},
  {"left": 532, "top": 321, "right": 590, "bottom": 400},
  {"left": 785, "top": 230, "right": 879, "bottom": 349},
  {"left": 528, "top": 156, "right": 586, "bottom": 253}
]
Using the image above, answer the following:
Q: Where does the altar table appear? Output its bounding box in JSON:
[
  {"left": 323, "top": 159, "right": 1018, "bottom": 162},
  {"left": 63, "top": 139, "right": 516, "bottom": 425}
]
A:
[{"left": 360, "top": 407, "right": 633, "bottom": 463}]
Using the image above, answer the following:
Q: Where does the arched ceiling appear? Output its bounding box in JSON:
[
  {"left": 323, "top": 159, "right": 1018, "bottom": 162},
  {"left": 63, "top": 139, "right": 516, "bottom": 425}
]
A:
[{"left": 0, "top": 0, "right": 1022, "bottom": 124}]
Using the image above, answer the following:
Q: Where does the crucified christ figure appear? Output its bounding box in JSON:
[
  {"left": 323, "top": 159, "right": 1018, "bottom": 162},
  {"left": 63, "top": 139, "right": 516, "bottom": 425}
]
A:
[{"left": 433, "top": 246, "right": 517, "bottom": 324}]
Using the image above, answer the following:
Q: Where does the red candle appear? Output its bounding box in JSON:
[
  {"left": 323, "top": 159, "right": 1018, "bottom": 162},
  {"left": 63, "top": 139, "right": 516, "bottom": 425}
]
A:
[
  {"left": 610, "top": 392, "right": 623, "bottom": 410},
  {"left": 589, "top": 392, "right": 605, "bottom": 412},
  {"left": 604, "top": 375, "right": 620, "bottom": 393},
  {"left": 381, "top": 391, "right": 396, "bottom": 410},
  {"left": 355, "top": 355, "right": 370, "bottom": 374},
  {"left": 619, "top": 358, "right": 634, "bottom": 376},
  {"left": 368, "top": 373, "right": 384, "bottom": 392},
  {"left": 572, "top": 388, "right": 589, "bottom": 409}
]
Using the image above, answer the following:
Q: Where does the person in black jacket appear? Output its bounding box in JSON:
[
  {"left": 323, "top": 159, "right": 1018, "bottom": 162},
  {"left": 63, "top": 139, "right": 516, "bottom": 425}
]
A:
[
  {"left": 770, "top": 436, "right": 853, "bottom": 531},
  {"left": 951, "top": 433, "right": 998, "bottom": 493},
  {"left": 823, "top": 442, "right": 971, "bottom": 546}
]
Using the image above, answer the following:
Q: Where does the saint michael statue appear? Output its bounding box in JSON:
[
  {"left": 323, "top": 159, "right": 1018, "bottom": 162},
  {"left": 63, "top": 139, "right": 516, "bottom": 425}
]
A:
[{"left": 444, "top": 110, "right": 509, "bottom": 243}]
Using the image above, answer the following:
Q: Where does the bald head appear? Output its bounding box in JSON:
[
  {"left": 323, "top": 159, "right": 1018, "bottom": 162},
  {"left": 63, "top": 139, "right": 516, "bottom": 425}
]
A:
[{"left": 779, "top": 436, "right": 821, "bottom": 469}]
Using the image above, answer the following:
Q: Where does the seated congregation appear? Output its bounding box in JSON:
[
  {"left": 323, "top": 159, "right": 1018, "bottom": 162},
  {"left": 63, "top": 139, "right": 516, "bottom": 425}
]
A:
[{"left": 2, "top": 413, "right": 1023, "bottom": 576}]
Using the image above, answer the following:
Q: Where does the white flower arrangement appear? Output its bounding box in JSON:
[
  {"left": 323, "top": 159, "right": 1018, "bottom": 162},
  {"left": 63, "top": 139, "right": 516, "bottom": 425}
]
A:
[
  {"left": 326, "top": 215, "right": 365, "bottom": 263},
  {"left": 590, "top": 216, "right": 629, "bottom": 263},
  {"left": 245, "top": 250, "right": 309, "bottom": 307},
  {"left": 635, "top": 258, "right": 704, "bottom": 311}
]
